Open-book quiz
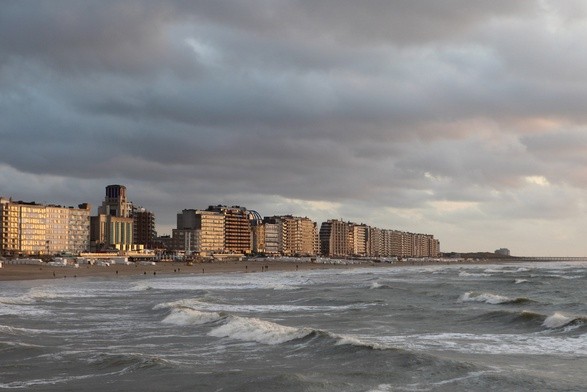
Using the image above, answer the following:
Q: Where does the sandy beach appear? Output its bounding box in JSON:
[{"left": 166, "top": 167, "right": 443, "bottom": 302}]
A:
[
  {"left": 0, "top": 258, "right": 504, "bottom": 282},
  {"left": 0, "top": 259, "right": 379, "bottom": 281}
]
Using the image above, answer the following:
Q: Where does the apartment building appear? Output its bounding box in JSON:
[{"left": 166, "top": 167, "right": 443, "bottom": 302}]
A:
[
  {"left": 320, "top": 219, "right": 349, "bottom": 257},
  {"left": 0, "top": 197, "right": 90, "bottom": 256},
  {"left": 206, "top": 205, "right": 251, "bottom": 254},
  {"left": 132, "top": 207, "right": 156, "bottom": 249},
  {"left": 175, "top": 209, "right": 224, "bottom": 255}
]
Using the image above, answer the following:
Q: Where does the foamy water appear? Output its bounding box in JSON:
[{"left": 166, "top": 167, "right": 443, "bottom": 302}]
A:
[{"left": 1, "top": 261, "right": 586, "bottom": 391}]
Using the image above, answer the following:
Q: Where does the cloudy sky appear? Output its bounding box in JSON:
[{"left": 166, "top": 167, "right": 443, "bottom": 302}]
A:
[{"left": 2, "top": 1, "right": 587, "bottom": 256}]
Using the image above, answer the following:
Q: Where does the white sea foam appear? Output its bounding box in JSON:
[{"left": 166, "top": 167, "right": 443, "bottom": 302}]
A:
[
  {"left": 374, "top": 332, "right": 587, "bottom": 356},
  {"left": 155, "top": 297, "right": 368, "bottom": 314},
  {"left": 542, "top": 312, "right": 577, "bottom": 329},
  {"left": 162, "top": 308, "right": 223, "bottom": 326},
  {"left": 458, "top": 271, "right": 491, "bottom": 278},
  {"left": 208, "top": 315, "right": 311, "bottom": 345},
  {"left": 514, "top": 279, "right": 529, "bottom": 284},
  {"left": 458, "top": 292, "right": 515, "bottom": 304},
  {"left": 370, "top": 282, "right": 383, "bottom": 289}
]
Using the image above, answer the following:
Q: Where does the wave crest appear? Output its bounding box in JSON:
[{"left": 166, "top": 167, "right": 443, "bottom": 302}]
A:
[
  {"left": 162, "top": 307, "right": 223, "bottom": 326},
  {"left": 208, "top": 316, "right": 312, "bottom": 345},
  {"left": 459, "top": 292, "right": 531, "bottom": 305},
  {"left": 543, "top": 312, "right": 587, "bottom": 329}
]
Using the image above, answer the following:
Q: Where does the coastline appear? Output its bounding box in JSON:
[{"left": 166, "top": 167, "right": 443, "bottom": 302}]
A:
[{"left": 0, "top": 258, "right": 502, "bottom": 282}]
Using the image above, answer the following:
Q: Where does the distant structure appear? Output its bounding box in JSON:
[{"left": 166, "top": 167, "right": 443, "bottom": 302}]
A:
[
  {"left": 90, "top": 185, "right": 135, "bottom": 252},
  {"left": 319, "top": 219, "right": 440, "bottom": 258},
  {"left": 320, "top": 219, "right": 349, "bottom": 257},
  {"left": 173, "top": 209, "right": 225, "bottom": 255},
  {"left": 0, "top": 197, "right": 90, "bottom": 256},
  {"left": 132, "top": 206, "right": 156, "bottom": 249},
  {"left": 252, "top": 215, "right": 318, "bottom": 256},
  {"left": 495, "top": 248, "right": 511, "bottom": 256},
  {"left": 206, "top": 205, "right": 252, "bottom": 254}
]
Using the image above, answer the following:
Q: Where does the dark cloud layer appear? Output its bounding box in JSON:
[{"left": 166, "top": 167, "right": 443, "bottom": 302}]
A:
[{"left": 2, "top": 1, "right": 587, "bottom": 255}]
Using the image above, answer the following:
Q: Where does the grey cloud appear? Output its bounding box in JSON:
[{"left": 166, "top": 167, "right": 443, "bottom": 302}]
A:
[{"left": 3, "top": 1, "right": 587, "bottom": 255}]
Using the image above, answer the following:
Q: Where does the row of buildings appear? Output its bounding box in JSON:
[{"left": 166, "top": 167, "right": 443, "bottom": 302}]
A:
[
  {"left": 165, "top": 210, "right": 439, "bottom": 259},
  {"left": 1, "top": 185, "right": 440, "bottom": 258},
  {"left": 0, "top": 185, "right": 156, "bottom": 256}
]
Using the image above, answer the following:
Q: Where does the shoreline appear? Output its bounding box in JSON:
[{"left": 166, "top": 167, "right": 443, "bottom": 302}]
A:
[{"left": 0, "top": 258, "right": 509, "bottom": 282}]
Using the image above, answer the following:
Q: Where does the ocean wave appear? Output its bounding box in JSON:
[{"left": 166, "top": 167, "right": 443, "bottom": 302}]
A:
[
  {"left": 458, "top": 271, "right": 492, "bottom": 278},
  {"left": 0, "top": 324, "right": 43, "bottom": 335},
  {"left": 514, "top": 279, "right": 529, "bottom": 284},
  {"left": 162, "top": 307, "right": 223, "bottom": 326},
  {"left": 542, "top": 312, "right": 587, "bottom": 329},
  {"left": 155, "top": 297, "right": 372, "bottom": 315},
  {"left": 369, "top": 282, "right": 392, "bottom": 290},
  {"left": 208, "top": 315, "right": 312, "bottom": 345},
  {"left": 458, "top": 292, "right": 532, "bottom": 305},
  {"left": 85, "top": 351, "right": 176, "bottom": 371}
]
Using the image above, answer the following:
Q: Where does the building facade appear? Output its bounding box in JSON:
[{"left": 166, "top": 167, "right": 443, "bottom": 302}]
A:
[
  {"left": 0, "top": 197, "right": 90, "bottom": 256},
  {"left": 206, "top": 205, "right": 251, "bottom": 254},
  {"left": 132, "top": 207, "right": 156, "bottom": 249},
  {"left": 319, "top": 219, "right": 349, "bottom": 257},
  {"left": 90, "top": 185, "right": 134, "bottom": 252},
  {"left": 318, "top": 219, "right": 440, "bottom": 259},
  {"left": 174, "top": 209, "right": 225, "bottom": 255}
]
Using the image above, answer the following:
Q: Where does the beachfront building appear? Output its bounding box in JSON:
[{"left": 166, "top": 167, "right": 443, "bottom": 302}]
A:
[
  {"left": 349, "top": 223, "right": 368, "bottom": 257},
  {"left": 252, "top": 215, "right": 318, "bottom": 256},
  {"left": 206, "top": 205, "right": 252, "bottom": 254},
  {"left": 320, "top": 219, "right": 349, "bottom": 257},
  {"left": 174, "top": 209, "right": 225, "bottom": 255},
  {"left": 319, "top": 218, "right": 441, "bottom": 259},
  {"left": 0, "top": 197, "right": 90, "bottom": 256},
  {"left": 252, "top": 217, "right": 279, "bottom": 255},
  {"left": 367, "top": 226, "right": 382, "bottom": 257},
  {"left": 90, "top": 185, "right": 134, "bottom": 252},
  {"left": 132, "top": 206, "right": 156, "bottom": 249}
]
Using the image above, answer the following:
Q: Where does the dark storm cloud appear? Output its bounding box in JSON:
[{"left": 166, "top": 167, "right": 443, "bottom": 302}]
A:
[{"left": 3, "top": 1, "right": 587, "bottom": 255}]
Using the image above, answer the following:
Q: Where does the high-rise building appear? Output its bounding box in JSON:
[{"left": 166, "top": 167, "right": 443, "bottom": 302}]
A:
[
  {"left": 90, "top": 185, "right": 134, "bottom": 252},
  {"left": 349, "top": 223, "right": 368, "bottom": 256},
  {"left": 0, "top": 197, "right": 90, "bottom": 256},
  {"left": 206, "top": 205, "right": 251, "bottom": 254},
  {"left": 132, "top": 206, "right": 156, "bottom": 249},
  {"left": 319, "top": 219, "right": 349, "bottom": 257},
  {"left": 174, "top": 209, "right": 224, "bottom": 255},
  {"left": 261, "top": 215, "right": 317, "bottom": 256}
]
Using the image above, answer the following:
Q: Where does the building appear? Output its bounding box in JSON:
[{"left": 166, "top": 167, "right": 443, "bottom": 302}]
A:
[
  {"left": 0, "top": 197, "right": 90, "bottom": 256},
  {"left": 349, "top": 223, "right": 368, "bottom": 256},
  {"left": 132, "top": 206, "right": 156, "bottom": 249},
  {"left": 206, "top": 205, "right": 251, "bottom": 254},
  {"left": 495, "top": 248, "right": 510, "bottom": 256},
  {"left": 319, "top": 219, "right": 349, "bottom": 257},
  {"left": 90, "top": 185, "right": 134, "bottom": 252},
  {"left": 174, "top": 209, "right": 224, "bottom": 255}
]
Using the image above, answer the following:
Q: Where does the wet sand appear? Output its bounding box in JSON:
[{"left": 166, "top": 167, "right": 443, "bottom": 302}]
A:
[{"left": 0, "top": 260, "right": 377, "bottom": 281}]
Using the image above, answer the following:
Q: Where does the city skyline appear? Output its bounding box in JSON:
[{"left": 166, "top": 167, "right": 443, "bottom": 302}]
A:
[{"left": 3, "top": 1, "right": 587, "bottom": 256}]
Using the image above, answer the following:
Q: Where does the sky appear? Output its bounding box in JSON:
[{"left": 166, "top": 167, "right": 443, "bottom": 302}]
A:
[{"left": 2, "top": 1, "right": 587, "bottom": 256}]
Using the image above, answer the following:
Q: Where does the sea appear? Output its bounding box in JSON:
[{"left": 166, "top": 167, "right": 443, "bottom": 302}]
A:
[{"left": 1, "top": 261, "right": 586, "bottom": 391}]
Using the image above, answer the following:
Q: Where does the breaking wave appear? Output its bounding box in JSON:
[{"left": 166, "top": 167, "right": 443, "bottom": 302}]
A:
[
  {"left": 458, "top": 292, "right": 532, "bottom": 305},
  {"left": 162, "top": 307, "right": 223, "bottom": 326},
  {"left": 208, "top": 315, "right": 312, "bottom": 345},
  {"left": 542, "top": 312, "right": 587, "bottom": 329},
  {"left": 458, "top": 271, "right": 492, "bottom": 278}
]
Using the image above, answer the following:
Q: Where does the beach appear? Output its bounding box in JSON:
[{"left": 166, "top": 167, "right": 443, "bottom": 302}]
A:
[
  {"left": 0, "top": 259, "right": 381, "bottom": 281},
  {"left": 0, "top": 258, "right": 500, "bottom": 281}
]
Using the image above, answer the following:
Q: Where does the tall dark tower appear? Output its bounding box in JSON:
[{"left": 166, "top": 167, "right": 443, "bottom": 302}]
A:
[{"left": 98, "top": 185, "right": 130, "bottom": 218}]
